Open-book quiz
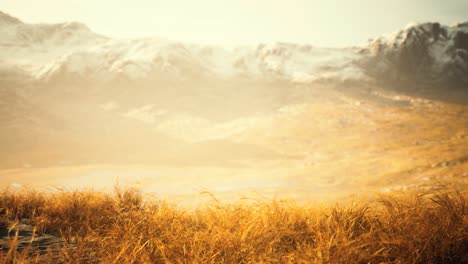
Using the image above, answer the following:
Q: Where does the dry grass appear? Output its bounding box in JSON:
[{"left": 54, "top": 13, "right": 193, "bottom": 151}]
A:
[{"left": 0, "top": 187, "right": 466, "bottom": 263}]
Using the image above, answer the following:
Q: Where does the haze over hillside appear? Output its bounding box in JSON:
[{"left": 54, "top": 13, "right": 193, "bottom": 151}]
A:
[{"left": 0, "top": 11, "right": 467, "bottom": 204}]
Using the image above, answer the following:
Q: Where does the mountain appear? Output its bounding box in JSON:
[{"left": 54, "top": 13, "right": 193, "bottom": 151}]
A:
[
  {"left": 0, "top": 10, "right": 21, "bottom": 25},
  {"left": 0, "top": 10, "right": 107, "bottom": 83},
  {"left": 1, "top": 11, "right": 467, "bottom": 88},
  {"left": 360, "top": 22, "right": 468, "bottom": 87},
  {"left": 0, "top": 11, "right": 363, "bottom": 85}
]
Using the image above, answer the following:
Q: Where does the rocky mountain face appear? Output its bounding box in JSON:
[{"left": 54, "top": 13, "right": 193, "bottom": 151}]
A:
[{"left": 361, "top": 22, "right": 468, "bottom": 87}]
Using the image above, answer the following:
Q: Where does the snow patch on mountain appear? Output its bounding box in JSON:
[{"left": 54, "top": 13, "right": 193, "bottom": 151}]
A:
[
  {"left": 36, "top": 39, "right": 218, "bottom": 82},
  {"left": 37, "top": 41, "right": 365, "bottom": 83},
  {"left": 231, "top": 43, "right": 366, "bottom": 82}
]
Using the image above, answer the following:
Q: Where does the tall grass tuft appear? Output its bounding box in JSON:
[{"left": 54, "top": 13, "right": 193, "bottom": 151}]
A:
[{"left": 0, "top": 187, "right": 466, "bottom": 263}]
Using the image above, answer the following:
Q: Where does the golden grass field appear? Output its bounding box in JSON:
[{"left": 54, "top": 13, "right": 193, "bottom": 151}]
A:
[{"left": 0, "top": 186, "right": 466, "bottom": 263}]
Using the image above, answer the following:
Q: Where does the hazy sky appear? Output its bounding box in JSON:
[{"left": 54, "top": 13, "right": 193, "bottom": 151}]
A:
[{"left": 1, "top": 0, "right": 467, "bottom": 47}]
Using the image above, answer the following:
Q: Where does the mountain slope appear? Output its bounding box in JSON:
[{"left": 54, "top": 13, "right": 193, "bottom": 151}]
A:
[{"left": 361, "top": 22, "right": 468, "bottom": 87}]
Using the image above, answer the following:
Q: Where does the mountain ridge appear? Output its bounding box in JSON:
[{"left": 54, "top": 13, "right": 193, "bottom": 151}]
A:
[
  {"left": 0, "top": 11, "right": 467, "bottom": 87},
  {"left": 0, "top": 10, "right": 22, "bottom": 25}
]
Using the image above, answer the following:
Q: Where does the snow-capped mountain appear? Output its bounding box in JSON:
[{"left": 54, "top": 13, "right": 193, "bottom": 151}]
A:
[
  {"left": 0, "top": 11, "right": 364, "bottom": 84},
  {"left": 0, "top": 10, "right": 467, "bottom": 87},
  {"left": 361, "top": 22, "right": 468, "bottom": 87},
  {"left": 0, "top": 10, "right": 107, "bottom": 79},
  {"left": 37, "top": 41, "right": 366, "bottom": 83},
  {"left": 37, "top": 40, "right": 215, "bottom": 83}
]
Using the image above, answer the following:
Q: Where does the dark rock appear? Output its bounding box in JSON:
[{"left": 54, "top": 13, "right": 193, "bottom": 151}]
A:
[{"left": 0, "top": 220, "right": 63, "bottom": 253}]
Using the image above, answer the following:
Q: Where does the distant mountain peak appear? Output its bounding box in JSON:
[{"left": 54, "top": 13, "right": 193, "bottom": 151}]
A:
[
  {"left": 0, "top": 10, "right": 108, "bottom": 64},
  {"left": 362, "top": 21, "right": 468, "bottom": 87},
  {"left": 57, "top": 21, "right": 91, "bottom": 32},
  {"left": 0, "top": 10, "right": 23, "bottom": 25}
]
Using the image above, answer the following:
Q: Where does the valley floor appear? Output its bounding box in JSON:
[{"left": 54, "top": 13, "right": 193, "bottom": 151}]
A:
[{"left": 0, "top": 85, "right": 466, "bottom": 206}]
